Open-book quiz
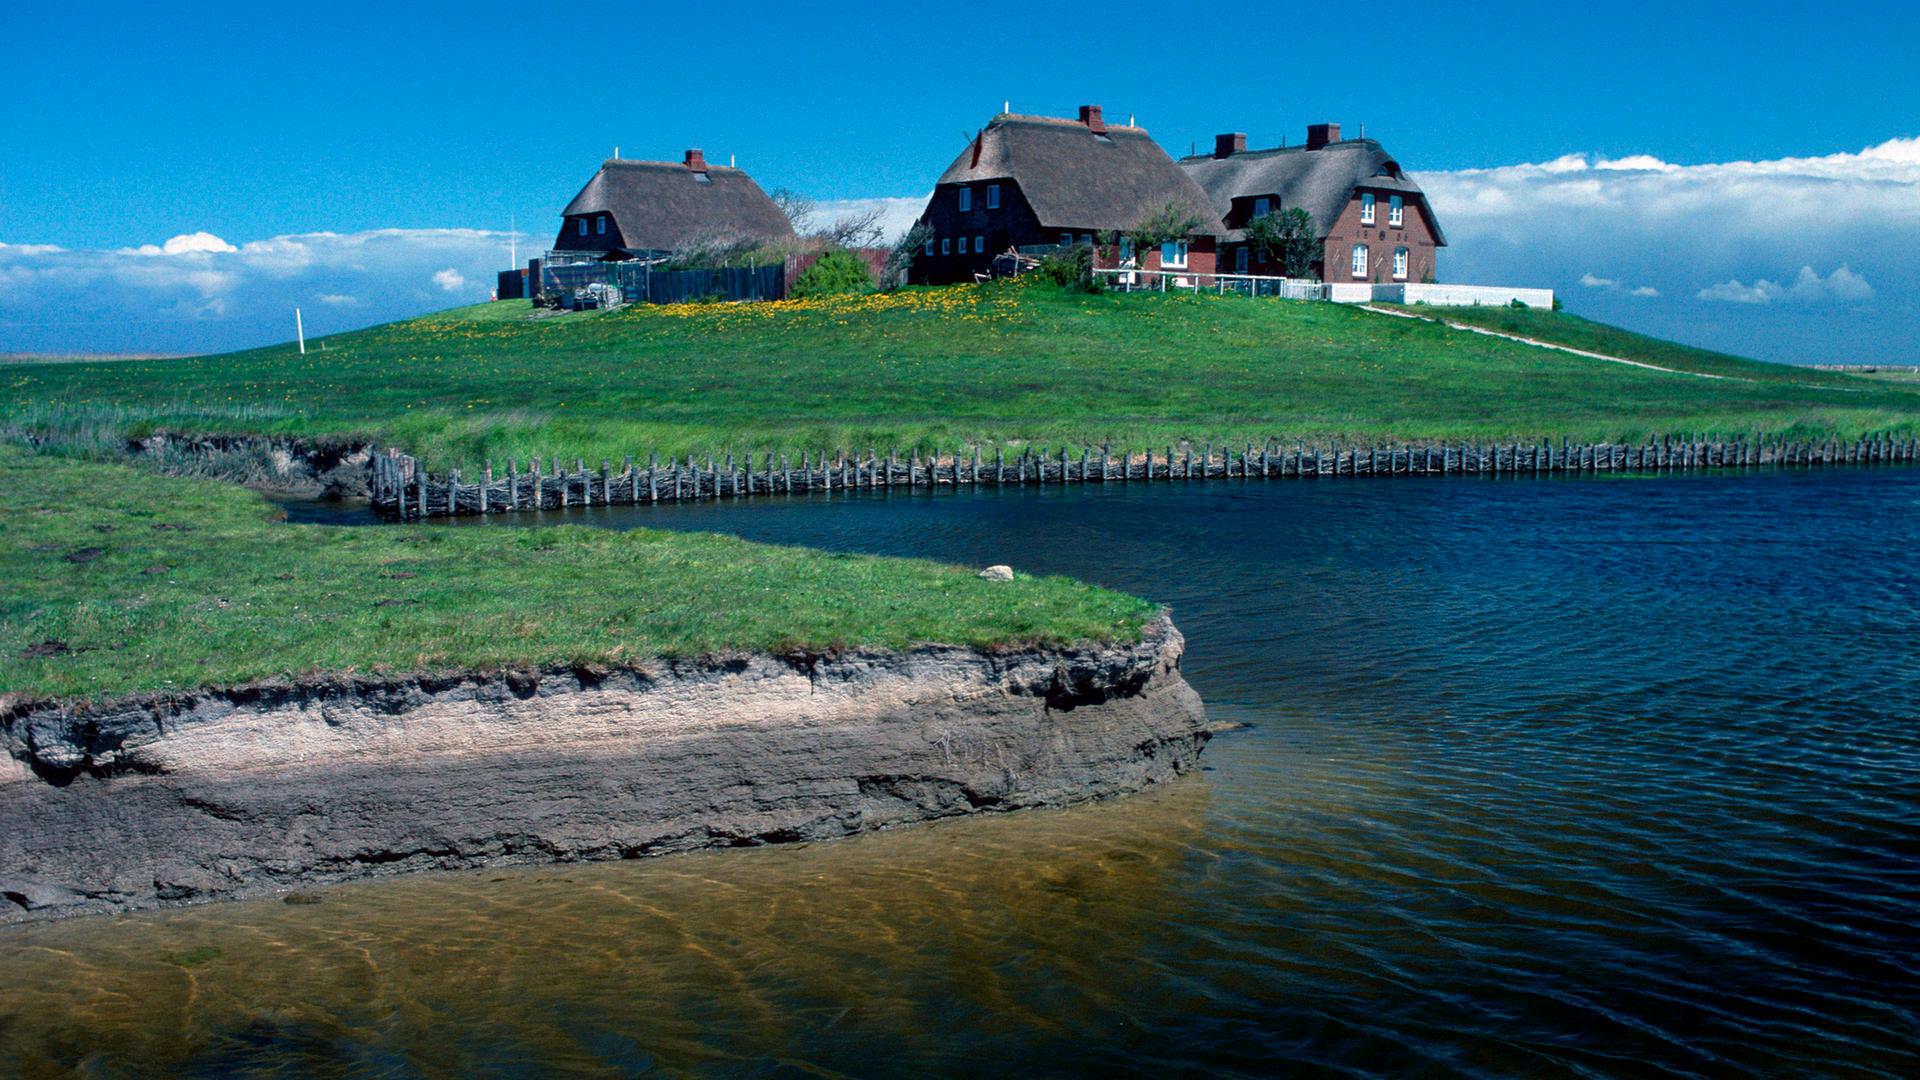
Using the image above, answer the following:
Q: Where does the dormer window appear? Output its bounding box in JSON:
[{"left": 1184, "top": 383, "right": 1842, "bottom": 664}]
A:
[
  {"left": 693, "top": 173, "right": 712, "bottom": 184},
  {"left": 958, "top": 187, "right": 972, "bottom": 211},
  {"left": 1360, "top": 193, "right": 1376, "bottom": 226},
  {"left": 987, "top": 184, "right": 1001, "bottom": 209},
  {"left": 1252, "top": 197, "right": 1271, "bottom": 219},
  {"left": 1389, "top": 195, "right": 1404, "bottom": 227},
  {"left": 577, "top": 218, "right": 588, "bottom": 237},
  {"left": 595, "top": 215, "right": 607, "bottom": 235}
]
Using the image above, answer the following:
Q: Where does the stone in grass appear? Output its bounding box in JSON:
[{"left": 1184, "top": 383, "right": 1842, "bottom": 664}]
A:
[{"left": 978, "top": 565, "right": 1015, "bottom": 582}]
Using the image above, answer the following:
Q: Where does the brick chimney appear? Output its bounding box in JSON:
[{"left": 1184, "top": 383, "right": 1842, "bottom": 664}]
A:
[
  {"left": 684, "top": 148, "right": 708, "bottom": 171},
  {"left": 1306, "top": 123, "right": 1341, "bottom": 151},
  {"left": 1078, "top": 104, "right": 1106, "bottom": 134},
  {"left": 1214, "top": 132, "right": 1246, "bottom": 159}
]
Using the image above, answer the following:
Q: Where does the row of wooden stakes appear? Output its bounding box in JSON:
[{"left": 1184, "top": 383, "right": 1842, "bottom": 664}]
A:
[{"left": 368, "top": 436, "right": 1920, "bottom": 519}]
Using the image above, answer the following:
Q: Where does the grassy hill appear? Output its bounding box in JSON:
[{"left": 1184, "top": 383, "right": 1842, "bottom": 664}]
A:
[{"left": 6, "top": 281, "right": 1914, "bottom": 472}]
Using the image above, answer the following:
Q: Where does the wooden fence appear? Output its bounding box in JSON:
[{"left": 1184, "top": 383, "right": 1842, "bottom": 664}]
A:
[{"left": 368, "top": 436, "right": 1920, "bottom": 519}]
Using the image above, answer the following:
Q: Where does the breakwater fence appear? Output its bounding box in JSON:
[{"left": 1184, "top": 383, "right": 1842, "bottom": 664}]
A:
[{"left": 368, "top": 435, "right": 1919, "bottom": 519}]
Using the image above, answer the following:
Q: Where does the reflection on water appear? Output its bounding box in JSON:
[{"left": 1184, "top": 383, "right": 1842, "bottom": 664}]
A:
[{"left": 12, "top": 468, "right": 1920, "bottom": 1077}]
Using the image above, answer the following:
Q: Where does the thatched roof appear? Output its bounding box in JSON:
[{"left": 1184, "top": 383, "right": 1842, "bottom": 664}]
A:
[
  {"left": 559, "top": 158, "right": 796, "bottom": 251},
  {"left": 933, "top": 114, "right": 1223, "bottom": 236},
  {"left": 1180, "top": 139, "right": 1446, "bottom": 245}
]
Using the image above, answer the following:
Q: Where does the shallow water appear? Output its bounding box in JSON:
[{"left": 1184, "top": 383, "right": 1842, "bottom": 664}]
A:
[{"left": 11, "top": 468, "right": 1920, "bottom": 1077}]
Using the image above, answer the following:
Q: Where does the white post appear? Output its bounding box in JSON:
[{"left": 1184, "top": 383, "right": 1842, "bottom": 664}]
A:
[{"left": 295, "top": 308, "right": 306, "bottom": 355}]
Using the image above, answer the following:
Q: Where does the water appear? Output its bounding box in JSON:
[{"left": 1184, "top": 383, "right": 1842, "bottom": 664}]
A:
[{"left": 10, "top": 469, "right": 1920, "bottom": 1077}]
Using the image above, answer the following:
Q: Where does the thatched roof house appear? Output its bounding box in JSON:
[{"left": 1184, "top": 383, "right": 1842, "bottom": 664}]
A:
[
  {"left": 552, "top": 149, "right": 795, "bottom": 256},
  {"left": 914, "top": 106, "right": 1223, "bottom": 284},
  {"left": 1180, "top": 125, "right": 1446, "bottom": 282}
]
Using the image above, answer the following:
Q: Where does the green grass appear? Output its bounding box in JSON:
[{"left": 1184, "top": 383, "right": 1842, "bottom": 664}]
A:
[
  {"left": 6, "top": 281, "right": 1915, "bottom": 473},
  {"left": 0, "top": 448, "right": 1155, "bottom": 699},
  {"left": 1382, "top": 304, "right": 1856, "bottom": 385}
]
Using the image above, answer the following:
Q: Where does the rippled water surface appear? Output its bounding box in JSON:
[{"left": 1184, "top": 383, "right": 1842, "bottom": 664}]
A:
[{"left": 9, "top": 469, "right": 1920, "bottom": 1077}]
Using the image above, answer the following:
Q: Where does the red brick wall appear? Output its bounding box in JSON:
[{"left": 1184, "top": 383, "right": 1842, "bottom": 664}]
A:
[
  {"left": 1224, "top": 189, "right": 1441, "bottom": 283},
  {"left": 1319, "top": 190, "right": 1439, "bottom": 284}
]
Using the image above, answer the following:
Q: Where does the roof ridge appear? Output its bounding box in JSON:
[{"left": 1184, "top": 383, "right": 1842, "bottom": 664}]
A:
[
  {"left": 992, "top": 112, "right": 1147, "bottom": 133},
  {"left": 1179, "top": 138, "right": 1382, "bottom": 163},
  {"left": 600, "top": 158, "right": 744, "bottom": 172}
]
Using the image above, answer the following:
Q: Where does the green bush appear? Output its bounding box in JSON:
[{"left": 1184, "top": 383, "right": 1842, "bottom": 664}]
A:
[
  {"left": 1036, "top": 243, "right": 1101, "bottom": 293},
  {"left": 791, "top": 249, "right": 875, "bottom": 299}
]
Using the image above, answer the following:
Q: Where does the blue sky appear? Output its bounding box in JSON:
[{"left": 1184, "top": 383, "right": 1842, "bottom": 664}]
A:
[{"left": 3, "top": 1, "right": 1918, "bottom": 360}]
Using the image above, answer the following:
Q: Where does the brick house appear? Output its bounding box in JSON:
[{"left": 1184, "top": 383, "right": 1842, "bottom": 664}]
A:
[
  {"left": 913, "top": 106, "right": 1223, "bottom": 285},
  {"left": 552, "top": 149, "right": 795, "bottom": 258},
  {"left": 1180, "top": 124, "right": 1446, "bottom": 284}
]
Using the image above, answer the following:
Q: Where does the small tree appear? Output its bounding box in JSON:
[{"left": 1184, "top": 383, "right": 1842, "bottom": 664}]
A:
[
  {"left": 1037, "top": 242, "right": 1101, "bottom": 292},
  {"left": 1244, "top": 207, "right": 1316, "bottom": 279},
  {"left": 884, "top": 222, "right": 933, "bottom": 288},
  {"left": 1126, "top": 202, "right": 1204, "bottom": 281},
  {"left": 791, "top": 249, "right": 875, "bottom": 299},
  {"left": 818, "top": 207, "right": 886, "bottom": 249},
  {"left": 769, "top": 188, "right": 816, "bottom": 234}
]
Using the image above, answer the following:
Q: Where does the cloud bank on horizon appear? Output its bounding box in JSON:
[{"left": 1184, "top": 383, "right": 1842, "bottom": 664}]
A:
[{"left": 2, "top": 139, "right": 1915, "bottom": 363}]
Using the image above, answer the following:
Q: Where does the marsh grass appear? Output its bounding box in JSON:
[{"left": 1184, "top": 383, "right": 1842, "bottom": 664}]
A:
[
  {"left": 0, "top": 448, "right": 1155, "bottom": 699},
  {"left": 5, "top": 282, "right": 1913, "bottom": 474}
]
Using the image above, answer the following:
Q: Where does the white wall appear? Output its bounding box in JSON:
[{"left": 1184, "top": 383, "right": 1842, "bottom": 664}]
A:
[{"left": 1366, "top": 283, "right": 1556, "bottom": 308}]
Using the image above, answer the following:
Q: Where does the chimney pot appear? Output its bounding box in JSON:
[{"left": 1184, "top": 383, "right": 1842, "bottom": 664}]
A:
[
  {"left": 1214, "top": 132, "right": 1246, "bottom": 159},
  {"left": 1306, "top": 123, "right": 1341, "bottom": 151},
  {"left": 1077, "top": 104, "right": 1106, "bottom": 134},
  {"left": 684, "top": 148, "right": 708, "bottom": 171}
]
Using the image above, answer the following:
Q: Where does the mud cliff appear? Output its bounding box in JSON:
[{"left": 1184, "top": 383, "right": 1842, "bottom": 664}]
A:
[{"left": 1, "top": 616, "right": 1205, "bottom": 923}]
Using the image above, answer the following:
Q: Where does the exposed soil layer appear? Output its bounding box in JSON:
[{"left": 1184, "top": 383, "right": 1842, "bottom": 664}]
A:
[{"left": 1, "top": 616, "right": 1206, "bottom": 923}]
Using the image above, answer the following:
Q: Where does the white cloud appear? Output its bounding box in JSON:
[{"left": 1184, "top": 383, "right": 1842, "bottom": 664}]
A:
[
  {"left": 1421, "top": 134, "right": 1920, "bottom": 361},
  {"left": 122, "top": 231, "right": 239, "bottom": 257},
  {"left": 810, "top": 196, "right": 928, "bottom": 244},
  {"left": 0, "top": 227, "right": 519, "bottom": 354},
  {"left": 1698, "top": 265, "right": 1874, "bottom": 305}
]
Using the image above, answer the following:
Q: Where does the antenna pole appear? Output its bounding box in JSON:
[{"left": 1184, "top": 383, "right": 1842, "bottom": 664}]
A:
[{"left": 295, "top": 308, "right": 306, "bottom": 355}]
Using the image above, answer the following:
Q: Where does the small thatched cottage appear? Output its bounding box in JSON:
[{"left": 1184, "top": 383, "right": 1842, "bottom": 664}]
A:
[
  {"left": 1180, "top": 124, "right": 1446, "bottom": 284},
  {"left": 551, "top": 149, "right": 795, "bottom": 258},
  {"left": 913, "top": 106, "right": 1223, "bottom": 285}
]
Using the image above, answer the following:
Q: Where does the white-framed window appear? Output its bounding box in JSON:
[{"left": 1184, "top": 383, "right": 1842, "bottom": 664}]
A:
[
  {"left": 596, "top": 215, "right": 607, "bottom": 235},
  {"left": 958, "top": 187, "right": 972, "bottom": 211},
  {"left": 1161, "top": 241, "right": 1189, "bottom": 269},
  {"left": 1360, "top": 193, "right": 1376, "bottom": 225},
  {"left": 1061, "top": 232, "right": 1073, "bottom": 247},
  {"left": 577, "top": 218, "right": 587, "bottom": 237},
  {"left": 925, "top": 237, "right": 936, "bottom": 256},
  {"left": 974, "top": 235, "right": 985, "bottom": 253},
  {"left": 987, "top": 184, "right": 1001, "bottom": 209},
  {"left": 1253, "top": 197, "right": 1271, "bottom": 218},
  {"left": 1393, "top": 246, "right": 1409, "bottom": 279},
  {"left": 1351, "top": 243, "right": 1369, "bottom": 278},
  {"left": 941, "top": 238, "right": 951, "bottom": 255},
  {"left": 1389, "top": 195, "right": 1404, "bottom": 227}
]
